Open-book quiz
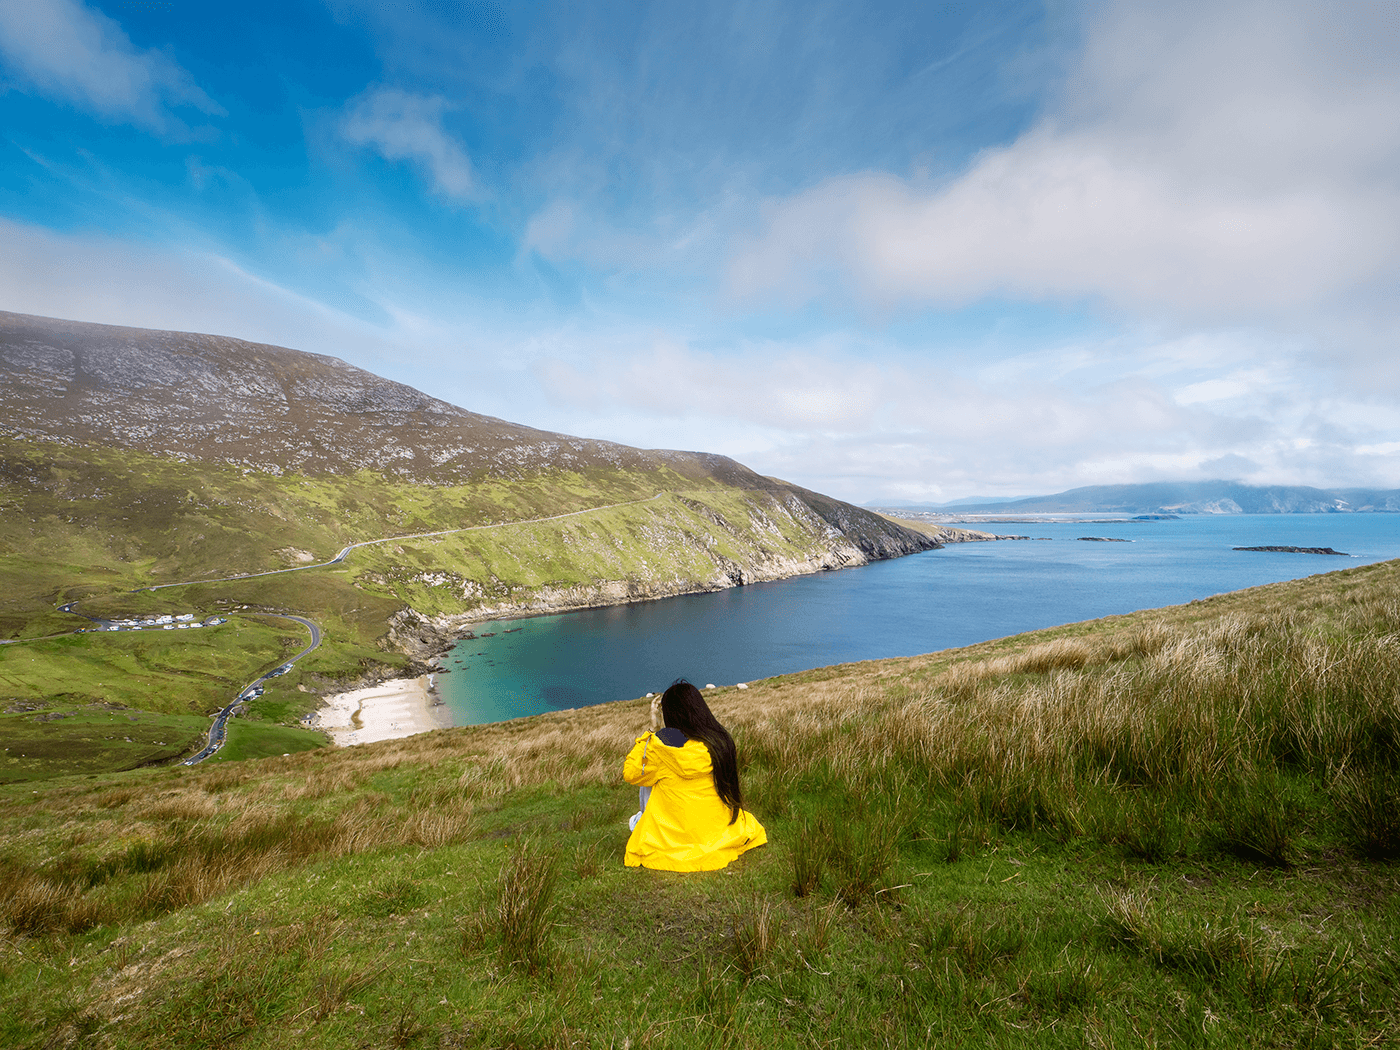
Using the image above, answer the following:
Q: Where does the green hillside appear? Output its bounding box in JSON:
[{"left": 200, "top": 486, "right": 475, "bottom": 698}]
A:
[
  {"left": 1, "top": 311, "right": 937, "bottom": 770},
  {"left": 2, "top": 561, "right": 1397, "bottom": 1047},
  {"left": 0, "top": 432, "right": 934, "bottom": 769}
]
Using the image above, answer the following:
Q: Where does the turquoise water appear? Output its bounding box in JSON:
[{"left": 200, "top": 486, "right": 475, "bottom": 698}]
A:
[{"left": 435, "top": 514, "right": 1399, "bottom": 725}]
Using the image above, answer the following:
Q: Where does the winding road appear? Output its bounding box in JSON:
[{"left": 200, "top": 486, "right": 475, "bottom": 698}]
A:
[
  {"left": 183, "top": 615, "right": 321, "bottom": 765},
  {"left": 29, "top": 493, "right": 664, "bottom": 764},
  {"left": 143, "top": 492, "right": 663, "bottom": 592}
]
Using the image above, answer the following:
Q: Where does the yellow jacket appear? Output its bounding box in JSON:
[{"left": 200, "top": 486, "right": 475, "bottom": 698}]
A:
[{"left": 623, "top": 731, "right": 767, "bottom": 871}]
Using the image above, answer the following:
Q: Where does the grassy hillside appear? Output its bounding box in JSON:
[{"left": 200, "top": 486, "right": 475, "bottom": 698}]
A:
[
  {"left": 2, "top": 560, "right": 1397, "bottom": 1047},
  {"left": 1, "top": 434, "right": 933, "bottom": 769}
]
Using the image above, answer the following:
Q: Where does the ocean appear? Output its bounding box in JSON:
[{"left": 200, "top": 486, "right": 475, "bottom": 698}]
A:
[{"left": 434, "top": 513, "right": 1399, "bottom": 725}]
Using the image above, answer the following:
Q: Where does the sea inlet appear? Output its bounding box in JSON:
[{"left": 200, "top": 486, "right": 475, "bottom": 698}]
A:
[{"left": 435, "top": 513, "right": 1399, "bottom": 725}]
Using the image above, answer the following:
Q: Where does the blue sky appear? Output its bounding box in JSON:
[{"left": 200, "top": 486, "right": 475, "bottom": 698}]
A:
[{"left": 2, "top": 0, "right": 1398, "bottom": 504}]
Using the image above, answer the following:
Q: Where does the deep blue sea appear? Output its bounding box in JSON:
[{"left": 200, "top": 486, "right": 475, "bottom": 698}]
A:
[{"left": 435, "top": 514, "right": 1400, "bottom": 726}]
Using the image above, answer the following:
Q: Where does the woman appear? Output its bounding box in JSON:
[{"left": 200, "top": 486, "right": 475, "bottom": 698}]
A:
[{"left": 623, "top": 680, "right": 767, "bottom": 871}]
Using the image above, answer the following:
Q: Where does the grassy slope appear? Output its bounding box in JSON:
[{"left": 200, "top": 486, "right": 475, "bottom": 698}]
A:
[
  {"left": 0, "top": 434, "right": 691, "bottom": 632},
  {"left": 2, "top": 561, "right": 1398, "bottom": 1048},
  {"left": 3, "top": 436, "right": 907, "bottom": 771}
]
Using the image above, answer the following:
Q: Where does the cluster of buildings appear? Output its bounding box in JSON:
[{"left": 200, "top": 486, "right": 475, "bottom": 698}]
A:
[{"left": 99, "top": 614, "right": 228, "bottom": 631}]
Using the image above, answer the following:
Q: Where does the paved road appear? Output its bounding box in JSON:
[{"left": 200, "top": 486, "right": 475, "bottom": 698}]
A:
[
  {"left": 183, "top": 614, "right": 322, "bottom": 765},
  {"left": 144, "top": 492, "right": 664, "bottom": 592},
  {"left": 25, "top": 492, "right": 663, "bottom": 762}
]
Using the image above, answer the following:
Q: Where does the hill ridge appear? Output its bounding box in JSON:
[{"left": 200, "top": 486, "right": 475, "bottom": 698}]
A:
[{"left": 0, "top": 310, "right": 761, "bottom": 486}]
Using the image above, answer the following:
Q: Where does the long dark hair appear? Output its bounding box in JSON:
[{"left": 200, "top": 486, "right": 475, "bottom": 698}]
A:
[{"left": 660, "top": 679, "right": 743, "bottom": 824}]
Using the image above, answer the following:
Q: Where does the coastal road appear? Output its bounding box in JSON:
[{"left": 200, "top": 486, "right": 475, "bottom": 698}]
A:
[
  {"left": 34, "top": 492, "right": 662, "bottom": 763},
  {"left": 143, "top": 492, "right": 665, "bottom": 592},
  {"left": 184, "top": 614, "right": 322, "bottom": 765}
]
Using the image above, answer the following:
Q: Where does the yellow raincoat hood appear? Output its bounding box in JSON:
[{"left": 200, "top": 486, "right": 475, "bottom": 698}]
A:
[{"left": 623, "top": 731, "right": 766, "bottom": 872}]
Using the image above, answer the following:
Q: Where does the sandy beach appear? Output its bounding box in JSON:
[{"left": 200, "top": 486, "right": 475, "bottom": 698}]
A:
[{"left": 310, "top": 675, "right": 453, "bottom": 746}]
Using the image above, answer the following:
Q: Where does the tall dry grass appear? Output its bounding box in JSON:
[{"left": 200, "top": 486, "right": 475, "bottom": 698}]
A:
[
  {"left": 733, "top": 567, "right": 1400, "bottom": 861},
  {"left": 5, "top": 561, "right": 1397, "bottom": 937},
  {"left": 0, "top": 789, "right": 475, "bottom": 935}
]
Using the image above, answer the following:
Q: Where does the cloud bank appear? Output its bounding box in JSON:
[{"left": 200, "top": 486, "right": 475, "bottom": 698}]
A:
[{"left": 728, "top": 2, "right": 1400, "bottom": 334}]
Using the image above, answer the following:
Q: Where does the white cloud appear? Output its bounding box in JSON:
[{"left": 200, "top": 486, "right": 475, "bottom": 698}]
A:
[
  {"left": 529, "top": 324, "right": 1400, "bottom": 502},
  {"left": 727, "top": 2, "right": 1400, "bottom": 332},
  {"left": 0, "top": 0, "right": 223, "bottom": 131},
  {"left": 342, "top": 87, "right": 476, "bottom": 201},
  {"left": 522, "top": 200, "right": 576, "bottom": 259}
]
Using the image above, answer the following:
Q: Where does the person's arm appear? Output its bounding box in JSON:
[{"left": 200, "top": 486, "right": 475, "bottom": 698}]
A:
[
  {"left": 623, "top": 732, "right": 662, "bottom": 786},
  {"left": 624, "top": 696, "right": 665, "bottom": 786}
]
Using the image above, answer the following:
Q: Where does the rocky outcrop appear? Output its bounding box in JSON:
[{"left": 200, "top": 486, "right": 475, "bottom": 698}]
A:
[{"left": 1234, "top": 546, "right": 1349, "bottom": 556}]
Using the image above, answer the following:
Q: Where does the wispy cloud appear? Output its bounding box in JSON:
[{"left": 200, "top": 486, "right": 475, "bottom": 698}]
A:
[
  {"left": 727, "top": 2, "right": 1400, "bottom": 341},
  {"left": 0, "top": 0, "right": 223, "bottom": 132},
  {"left": 529, "top": 321, "right": 1400, "bottom": 501},
  {"left": 342, "top": 87, "right": 476, "bottom": 201}
]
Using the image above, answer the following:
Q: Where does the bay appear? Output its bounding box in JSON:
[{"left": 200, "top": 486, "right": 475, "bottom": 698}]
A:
[{"left": 435, "top": 514, "right": 1399, "bottom": 726}]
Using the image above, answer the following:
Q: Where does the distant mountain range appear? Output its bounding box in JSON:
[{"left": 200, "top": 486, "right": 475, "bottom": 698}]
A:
[{"left": 876, "top": 481, "right": 1400, "bottom": 515}]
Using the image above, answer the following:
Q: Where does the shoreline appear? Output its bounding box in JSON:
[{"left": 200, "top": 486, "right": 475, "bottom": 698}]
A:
[{"left": 310, "top": 674, "right": 453, "bottom": 746}]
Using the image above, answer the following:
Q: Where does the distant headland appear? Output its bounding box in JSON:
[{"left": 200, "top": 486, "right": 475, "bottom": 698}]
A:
[{"left": 871, "top": 480, "right": 1400, "bottom": 517}]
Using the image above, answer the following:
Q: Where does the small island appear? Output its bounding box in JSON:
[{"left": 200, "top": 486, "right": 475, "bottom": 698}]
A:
[{"left": 1234, "top": 545, "right": 1349, "bottom": 556}]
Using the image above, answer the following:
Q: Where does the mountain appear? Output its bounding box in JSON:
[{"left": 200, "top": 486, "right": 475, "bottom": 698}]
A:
[
  {"left": 0, "top": 311, "right": 937, "bottom": 720},
  {"left": 1, "top": 310, "right": 774, "bottom": 485},
  {"left": 897, "top": 481, "right": 1400, "bottom": 515},
  {"left": 0, "top": 310, "right": 933, "bottom": 546}
]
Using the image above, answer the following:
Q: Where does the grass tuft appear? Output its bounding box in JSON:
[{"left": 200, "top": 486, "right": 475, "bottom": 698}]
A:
[
  {"left": 1332, "top": 768, "right": 1400, "bottom": 859},
  {"left": 789, "top": 815, "right": 828, "bottom": 897},
  {"left": 1210, "top": 771, "right": 1302, "bottom": 868},
  {"left": 494, "top": 840, "right": 560, "bottom": 975},
  {"left": 731, "top": 898, "right": 780, "bottom": 978}
]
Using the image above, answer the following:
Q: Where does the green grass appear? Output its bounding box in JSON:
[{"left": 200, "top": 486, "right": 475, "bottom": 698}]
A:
[
  {"left": 2, "top": 434, "right": 904, "bottom": 759},
  {"left": 0, "top": 617, "right": 309, "bottom": 717},
  {"left": 1, "top": 561, "right": 1399, "bottom": 1047},
  {"left": 0, "top": 702, "right": 209, "bottom": 783},
  {"left": 0, "top": 433, "right": 756, "bottom": 636},
  {"left": 212, "top": 720, "right": 329, "bottom": 764}
]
